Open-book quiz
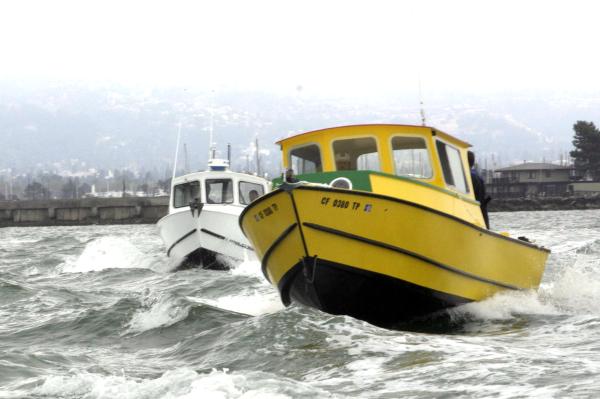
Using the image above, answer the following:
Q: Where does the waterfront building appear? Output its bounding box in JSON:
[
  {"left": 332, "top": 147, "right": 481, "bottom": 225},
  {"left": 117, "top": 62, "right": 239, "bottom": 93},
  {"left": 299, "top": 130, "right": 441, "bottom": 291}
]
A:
[{"left": 487, "top": 162, "right": 574, "bottom": 198}]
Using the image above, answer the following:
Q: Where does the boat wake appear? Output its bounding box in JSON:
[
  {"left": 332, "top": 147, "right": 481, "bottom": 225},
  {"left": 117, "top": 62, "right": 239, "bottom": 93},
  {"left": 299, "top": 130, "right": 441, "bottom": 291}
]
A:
[{"left": 450, "top": 249, "right": 600, "bottom": 322}]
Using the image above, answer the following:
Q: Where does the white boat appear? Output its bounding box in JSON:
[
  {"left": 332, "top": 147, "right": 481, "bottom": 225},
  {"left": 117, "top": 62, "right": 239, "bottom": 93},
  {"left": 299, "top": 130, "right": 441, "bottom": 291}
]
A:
[{"left": 157, "top": 158, "right": 271, "bottom": 270}]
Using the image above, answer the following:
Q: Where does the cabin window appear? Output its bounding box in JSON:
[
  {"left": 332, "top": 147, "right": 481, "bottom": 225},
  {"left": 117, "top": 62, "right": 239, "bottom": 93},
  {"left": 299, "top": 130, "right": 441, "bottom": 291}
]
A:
[
  {"left": 436, "top": 140, "right": 469, "bottom": 193},
  {"left": 289, "top": 144, "right": 322, "bottom": 174},
  {"left": 239, "top": 181, "right": 265, "bottom": 205},
  {"left": 173, "top": 181, "right": 201, "bottom": 208},
  {"left": 332, "top": 137, "right": 380, "bottom": 171},
  {"left": 391, "top": 136, "right": 432, "bottom": 179},
  {"left": 205, "top": 179, "right": 234, "bottom": 204}
]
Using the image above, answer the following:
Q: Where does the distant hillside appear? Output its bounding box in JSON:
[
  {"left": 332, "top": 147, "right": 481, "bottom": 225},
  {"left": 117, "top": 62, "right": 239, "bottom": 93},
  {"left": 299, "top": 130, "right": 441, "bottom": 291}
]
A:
[{"left": 1, "top": 84, "right": 598, "bottom": 175}]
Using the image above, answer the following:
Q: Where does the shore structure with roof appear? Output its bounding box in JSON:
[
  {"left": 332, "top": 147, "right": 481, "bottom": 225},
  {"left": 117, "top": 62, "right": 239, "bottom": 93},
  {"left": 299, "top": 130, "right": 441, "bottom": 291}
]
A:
[{"left": 488, "top": 162, "right": 574, "bottom": 198}]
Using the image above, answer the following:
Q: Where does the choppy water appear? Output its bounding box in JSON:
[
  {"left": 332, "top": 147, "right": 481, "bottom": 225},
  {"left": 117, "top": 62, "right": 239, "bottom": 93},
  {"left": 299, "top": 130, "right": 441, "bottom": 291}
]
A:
[{"left": 1, "top": 210, "right": 600, "bottom": 398}]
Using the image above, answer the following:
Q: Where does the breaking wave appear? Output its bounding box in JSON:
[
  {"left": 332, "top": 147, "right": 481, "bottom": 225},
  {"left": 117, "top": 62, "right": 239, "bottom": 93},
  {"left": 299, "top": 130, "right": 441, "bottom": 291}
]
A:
[
  {"left": 125, "top": 293, "right": 191, "bottom": 334},
  {"left": 60, "top": 237, "right": 157, "bottom": 273},
  {"left": 31, "top": 368, "right": 327, "bottom": 399}
]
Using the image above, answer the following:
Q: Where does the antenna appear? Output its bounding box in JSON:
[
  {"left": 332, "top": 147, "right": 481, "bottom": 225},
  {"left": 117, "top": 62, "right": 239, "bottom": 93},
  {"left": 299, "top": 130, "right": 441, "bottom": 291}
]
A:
[
  {"left": 208, "top": 107, "right": 215, "bottom": 161},
  {"left": 419, "top": 79, "right": 427, "bottom": 126},
  {"left": 171, "top": 122, "right": 182, "bottom": 181},
  {"left": 255, "top": 136, "right": 261, "bottom": 176},
  {"left": 227, "top": 143, "right": 231, "bottom": 165}
]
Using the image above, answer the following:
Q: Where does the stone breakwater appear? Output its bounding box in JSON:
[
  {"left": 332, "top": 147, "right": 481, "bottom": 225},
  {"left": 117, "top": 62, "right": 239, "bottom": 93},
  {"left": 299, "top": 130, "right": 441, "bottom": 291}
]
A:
[
  {"left": 489, "top": 196, "right": 600, "bottom": 212},
  {"left": 0, "top": 197, "right": 169, "bottom": 227},
  {"left": 3, "top": 195, "right": 598, "bottom": 227}
]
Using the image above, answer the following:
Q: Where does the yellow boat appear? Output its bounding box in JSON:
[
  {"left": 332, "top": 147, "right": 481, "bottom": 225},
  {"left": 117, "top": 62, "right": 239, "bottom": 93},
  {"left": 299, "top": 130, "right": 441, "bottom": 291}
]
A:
[{"left": 239, "top": 124, "right": 549, "bottom": 328}]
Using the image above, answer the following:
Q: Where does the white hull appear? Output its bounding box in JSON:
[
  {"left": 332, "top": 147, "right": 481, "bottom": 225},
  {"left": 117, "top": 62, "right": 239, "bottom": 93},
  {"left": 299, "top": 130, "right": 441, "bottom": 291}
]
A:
[{"left": 157, "top": 204, "right": 256, "bottom": 265}]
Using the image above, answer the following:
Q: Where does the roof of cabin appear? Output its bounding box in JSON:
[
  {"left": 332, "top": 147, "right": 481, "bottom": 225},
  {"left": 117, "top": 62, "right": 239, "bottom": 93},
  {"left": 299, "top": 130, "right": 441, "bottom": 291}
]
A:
[{"left": 275, "top": 124, "right": 471, "bottom": 148}]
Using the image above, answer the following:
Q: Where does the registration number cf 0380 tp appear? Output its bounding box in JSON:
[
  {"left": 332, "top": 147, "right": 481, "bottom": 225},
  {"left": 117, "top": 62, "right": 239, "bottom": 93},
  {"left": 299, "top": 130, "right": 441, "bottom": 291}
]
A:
[{"left": 320, "top": 196, "right": 369, "bottom": 211}]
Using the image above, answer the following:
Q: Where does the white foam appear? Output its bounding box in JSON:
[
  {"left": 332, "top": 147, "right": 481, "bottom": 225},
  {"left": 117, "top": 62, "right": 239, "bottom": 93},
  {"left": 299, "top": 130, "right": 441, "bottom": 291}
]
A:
[
  {"left": 543, "top": 255, "right": 600, "bottom": 315},
  {"left": 551, "top": 237, "right": 598, "bottom": 254},
  {"left": 451, "top": 289, "right": 559, "bottom": 321},
  {"left": 32, "top": 368, "right": 324, "bottom": 399},
  {"left": 229, "top": 260, "right": 264, "bottom": 280},
  {"left": 125, "top": 294, "right": 190, "bottom": 334},
  {"left": 60, "top": 237, "right": 154, "bottom": 273},
  {"left": 23, "top": 266, "right": 41, "bottom": 276},
  {"left": 187, "top": 291, "right": 284, "bottom": 317}
]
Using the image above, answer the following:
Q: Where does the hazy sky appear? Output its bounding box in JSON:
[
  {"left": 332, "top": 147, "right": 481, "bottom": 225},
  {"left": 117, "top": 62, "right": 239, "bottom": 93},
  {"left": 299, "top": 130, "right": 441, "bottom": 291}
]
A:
[{"left": 2, "top": 0, "right": 600, "bottom": 97}]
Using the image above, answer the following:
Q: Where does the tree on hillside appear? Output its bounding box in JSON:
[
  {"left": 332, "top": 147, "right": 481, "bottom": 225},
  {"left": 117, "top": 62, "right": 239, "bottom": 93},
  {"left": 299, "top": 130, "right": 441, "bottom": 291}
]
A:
[
  {"left": 79, "top": 182, "right": 92, "bottom": 197},
  {"left": 23, "top": 182, "right": 50, "bottom": 200},
  {"left": 570, "top": 121, "right": 600, "bottom": 180},
  {"left": 61, "top": 179, "right": 78, "bottom": 199}
]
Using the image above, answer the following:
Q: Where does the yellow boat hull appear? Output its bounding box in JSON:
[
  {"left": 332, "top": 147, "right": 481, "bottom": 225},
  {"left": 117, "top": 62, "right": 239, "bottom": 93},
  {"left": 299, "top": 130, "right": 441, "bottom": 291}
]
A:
[{"left": 240, "top": 185, "right": 549, "bottom": 328}]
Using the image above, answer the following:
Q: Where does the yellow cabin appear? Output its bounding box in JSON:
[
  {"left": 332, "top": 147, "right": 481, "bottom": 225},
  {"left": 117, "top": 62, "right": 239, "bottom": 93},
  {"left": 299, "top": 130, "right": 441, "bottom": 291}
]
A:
[{"left": 277, "top": 124, "right": 486, "bottom": 228}]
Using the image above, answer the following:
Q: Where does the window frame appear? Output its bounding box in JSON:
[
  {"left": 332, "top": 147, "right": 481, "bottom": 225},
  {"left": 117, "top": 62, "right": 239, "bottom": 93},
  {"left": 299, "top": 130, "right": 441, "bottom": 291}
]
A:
[
  {"left": 239, "top": 181, "right": 265, "bottom": 205},
  {"left": 205, "top": 178, "right": 234, "bottom": 204},
  {"left": 287, "top": 142, "right": 323, "bottom": 175},
  {"left": 173, "top": 180, "right": 201, "bottom": 208},
  {"left": 389, "top": 134, "right": 434, "bottom": 180},
  {"left": 330, "top": 135, "right": 382, "bottom": 172},
  {"left": 434, "top": 139, "right": 470, "bottom": 194}
]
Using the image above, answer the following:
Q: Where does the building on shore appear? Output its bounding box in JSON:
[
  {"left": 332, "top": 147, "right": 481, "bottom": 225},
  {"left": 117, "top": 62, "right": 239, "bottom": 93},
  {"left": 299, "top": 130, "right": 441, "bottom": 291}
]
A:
[
  {"left": 486, "top": 162, "right": 575, "bottom": 198},
  {"left": 568, "top": 182, "right": 600, "bottom": 197}
]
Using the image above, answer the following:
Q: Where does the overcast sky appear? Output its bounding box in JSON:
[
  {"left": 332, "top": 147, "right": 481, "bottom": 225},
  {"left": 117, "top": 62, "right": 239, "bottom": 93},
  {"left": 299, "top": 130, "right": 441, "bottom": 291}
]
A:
[{"left": 1, "top": 0, "right": 599, "bottom": 97}]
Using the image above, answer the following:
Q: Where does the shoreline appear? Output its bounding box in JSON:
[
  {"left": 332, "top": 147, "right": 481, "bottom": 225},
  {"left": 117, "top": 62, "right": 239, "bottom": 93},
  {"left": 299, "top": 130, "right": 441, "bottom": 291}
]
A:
[
  {"left": 489, "top": 196, "right": 600, "bottom": 212},
  {"left": 0, "top": 197, "right": 169, "bottom": 228},
  {"left": 2, "top": 195, "right": 599, "bottom": 228}
]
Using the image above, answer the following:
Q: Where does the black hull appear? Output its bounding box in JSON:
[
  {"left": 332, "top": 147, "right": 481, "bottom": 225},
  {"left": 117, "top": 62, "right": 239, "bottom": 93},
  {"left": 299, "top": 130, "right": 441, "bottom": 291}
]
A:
[
  {"left": 175, "top": 248, "right": 232, "bottom": 271},
  {"left": 278, "top": 257, "right": 472, "bottom": 329}
]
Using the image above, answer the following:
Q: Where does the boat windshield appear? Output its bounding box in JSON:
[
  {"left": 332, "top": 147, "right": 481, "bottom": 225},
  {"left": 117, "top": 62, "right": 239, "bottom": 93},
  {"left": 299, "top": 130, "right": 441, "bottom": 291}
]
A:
[
  {"left": 206, "top": 179, "right": 234, "bottom": 204},
  {"left": 333, "top": 137, "right": 380, "bottom": 171},
  {"left": 289, "top": 144, "right": 322, "bottom": 174},
  {"left": 391, "top": 136, "right": 432, "bottom": 179},
  {"left": 239, "top": 181, "right": 265, "bottom": 204},
  {"left": 436, "top": 140, "right": 469, "bottom": 193},
  {"left": 173, "top": 181, "right": 201, "bottom": 208}
]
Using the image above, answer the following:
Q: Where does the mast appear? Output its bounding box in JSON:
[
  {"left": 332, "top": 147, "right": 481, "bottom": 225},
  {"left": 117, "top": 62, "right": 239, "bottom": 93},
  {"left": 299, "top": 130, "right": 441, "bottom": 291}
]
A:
[
  {"left": 255, "top": 136, "right": 261, "bottom": 176},
  {"left": 171, "top": 122, "right": 182, "bottom": 181},
  {"left": 208, "top": 107, "right": 216, "bottom": 161},
  {"left": 419, "top": 79, "right": 427, "bottom": 126}
]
